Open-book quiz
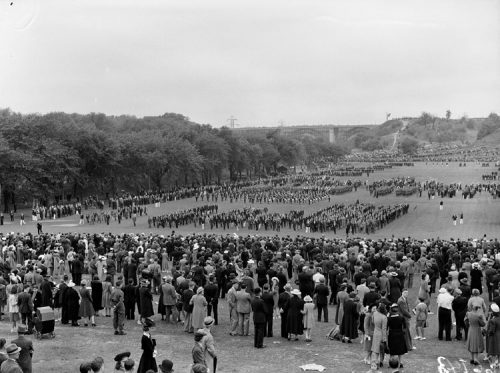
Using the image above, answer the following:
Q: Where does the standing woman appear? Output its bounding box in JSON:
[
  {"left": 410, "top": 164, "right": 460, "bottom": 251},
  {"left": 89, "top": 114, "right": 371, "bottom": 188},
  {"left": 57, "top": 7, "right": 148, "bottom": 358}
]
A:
[
  {"left": 486, "top": 303, "right": 500, "bottom": 368},
  {"left": 418, "top": 274, "right": 431, "bottom": 312},
  {"left": 363, "top": 304, "right": 376, "bottom": 365},
  {"left": 335, "top": 284, "right": 348, "bottom": 328},
  {"left": 66, "top": 281, "right": 81, "bottom": 327},
  {"left": 78, "top": 280, "right": 96, "bottom": 327},
  {"left": 341, "top": 293, "right": 360, "bottom": 343},
  {"left": 387, "top": 303, "right": 408, "bottom": 369},
  {"left": 286, "top": 289, "right": 304, "bottom": 341},
  {"left": 8, "top": 285, "right": 19, "bottom": 333},
  {"left": 371, "top": 303, "right": 388, "bottom": 369},
  {"left": 302, "top": 295, "right": 315, "bottom": 342},
  {"left": 137, "top": 325, "right": 157, "bottom": 373},
  {"left": 190, "top": 287, "right": 208, "bottom": 331},
  {"left": 470, "top": 263, "right": 483, "bottom": 295},
  {"left": 102, "top": 275, "right": 113, "bottom": 317},
  {"left": 91, "top": 275, "right": 103, "bottom": 317},
  {"left": 466, "top": 305, "right": 486, "bottom": 365}
]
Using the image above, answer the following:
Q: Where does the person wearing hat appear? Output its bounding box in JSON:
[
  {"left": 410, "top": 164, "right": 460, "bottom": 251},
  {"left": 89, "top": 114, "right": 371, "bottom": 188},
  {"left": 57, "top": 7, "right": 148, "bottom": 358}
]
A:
[
  {"left": 158, "top": 359, "right": 174, "bottom": 373},
  {"left": 302, "top": 295, "right": 315, "bottom": 342},
  {"left": 470, "top": 263, "right": 483, "bottom": 296},
  {"left": 226, "top": 280, "right": 239, "bottom": 336},
  {"left": 387, "top": 304, "right": 408, "bottom": 369},
  {"left": 311, "top": 277, "right": 327, "bottom": 323},
  {"left": 190, "top": 363, "right": 207, "bottom": 373},
  {"left": 202, "top": 316, "right": 217, "bottom": 370},
  {"left": 113, "top": 351, "right": 131, "bottom": 372},
  {"left": 287, "top": 288, "right": 304, "bottom": 341},
  {"left": 78, "top": 280, "right": 96, "bottom": 327},
  {"left": 0, "top": 344, "right": 22, "bottom": 373},
  {"left": 65, "top": 281, "right": 80, "bottom": 327},
  {"left": 341, "top": 292, "right": 360, "bottom": 344},
  {"left": 137, "top": 326, "right": 157, "bottom": 373},
  {"left": 251, "top": 288, "right": 267, "bottom": 348},
  {"left": 204, "top": 276, "right": 219, "bottom": 326},
  {"left": 436, "top": 287, "right": 453, "bottom": 342},
  {"left": 235, "top": 283, "right": 252, "bottom": 336},
  {"left": 111, "top": 281, "right": 126, "bottom": 335},
  {"left": 486, "top": 303, "right": 500, "bottom": 367},
  {"left": 11, "top": 325, "right": 33, "bottom": 373},
  {"left": 466, "top": 303, "right": 487, "bottom": 365},
  {"left": 192, "top": 330, "right": 207, "bottom": 368},
  {"left": 459, "top": 277, "right": 472, "bottom": 300},
  {"left": 452, "top": 288, "right": 468, "bottom": 341}
]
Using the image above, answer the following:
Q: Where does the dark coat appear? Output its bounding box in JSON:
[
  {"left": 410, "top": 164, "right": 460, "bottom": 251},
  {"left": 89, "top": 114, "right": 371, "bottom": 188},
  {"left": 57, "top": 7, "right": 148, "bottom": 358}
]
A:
[
  {"left": 251, "top": 296, "right": 266, "bottom": 324},
  {"left": 262, "top": 292, "right": 275, "bottom": 315},
  {"left": 137, "top": 334, "right": 157, "bottom": 373},
  {"left": 40, "top": 279, "right": 53, "bottom": 308},
  {"left": 59, "top": 283, "right": 69, "bottom": 324},
  {"left": 17, "top": 292, "right": 34, "bottom": 314},
  {"left": 313, "top": 284, "right": 330, "bottom": 305},
  {"left": 298, "top": 271, "right": 314, "bottom": 297},
  {"left": 387, "top": 313, "right": 408, "bottom": 356},
  {"left": 286, "top": 295, "right": 304, "bottom": 335},
  {"left": 90, "top": 280, "right": 103, "bottom": 311},
  {"left": 11, "top": 335, "right": 33, "bottom": 373},
  {"left": 341, "top": 298, "right": 360, "bottom": 339},
  {"left": 65, "top": 287, "right": 80, "bottom": 322},
  {"left": 389, "top": 277, "right": 402, "bottom": 304},
  {"left": 139, "top": 287, "right": 154, "bottom": 318}
]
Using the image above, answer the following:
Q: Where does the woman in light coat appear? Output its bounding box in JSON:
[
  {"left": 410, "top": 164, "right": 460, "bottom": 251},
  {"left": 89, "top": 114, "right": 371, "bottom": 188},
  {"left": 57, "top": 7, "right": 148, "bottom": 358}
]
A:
[
  {"left": 190, "top": 287, "right": 208, "bottom": 330},
  {"left": 371, "top": 303, "right": 388, "bottom": 369}
]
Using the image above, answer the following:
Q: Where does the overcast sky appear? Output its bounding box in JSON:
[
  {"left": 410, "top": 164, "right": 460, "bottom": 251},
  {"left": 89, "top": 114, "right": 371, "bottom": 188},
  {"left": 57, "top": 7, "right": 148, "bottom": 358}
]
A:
[{"left": 0, "top": 0, "right": 499, "bottom": 127}]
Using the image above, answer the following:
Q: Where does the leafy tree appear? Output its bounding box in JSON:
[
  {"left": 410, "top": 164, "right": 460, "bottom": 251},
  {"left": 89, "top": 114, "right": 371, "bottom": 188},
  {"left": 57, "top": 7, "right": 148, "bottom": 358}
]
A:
[{"left": 400, "top": 137, "right": 419, "bottom": 154}]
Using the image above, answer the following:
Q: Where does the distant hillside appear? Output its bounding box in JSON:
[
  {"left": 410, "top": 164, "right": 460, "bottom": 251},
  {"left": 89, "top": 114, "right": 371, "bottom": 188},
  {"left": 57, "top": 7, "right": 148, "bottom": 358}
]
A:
[{"left": 346, "top": 113, "right": 499, "bottom": 151}]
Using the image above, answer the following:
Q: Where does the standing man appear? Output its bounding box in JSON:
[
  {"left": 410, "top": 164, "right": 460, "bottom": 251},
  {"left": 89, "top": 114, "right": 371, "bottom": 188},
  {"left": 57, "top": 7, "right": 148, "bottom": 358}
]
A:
[
  {"left": 111, "top": 280, "right": 126, "bottom": 335},
  {"left": 123, "top": 279, "right": 137, "bottom": 321},
  {"left": 0, "top": 344, "right": 23, "bottom": 373},
  {"left": 261, "top": 284, "right": 274, "bottom": 337},
  {"left": 160, "top": 277, "right": 177, "bottom": 324},
  {"left": 397, "top": 289, "right": 414, "bottom": 350},
  {"left": 235, "top": 283, "right": 252, "bottom": 336},
  {"left": 251, "top": 288, "right": 266, "bottom": 348},
  {"left": 278, "top": 284, "right": 292, "bottom": 338},
  {"left": 204, "top": 276, "right": 219, "bottom": 325},
  {"left": 17, "top": 287, "right": 34, "bottom": 334},
  {"left": 313, "top": 278, "right": 330, "bottom": 322},
  {"left": 11, "top": 326, "right": 33, "bottom": 373},
  {"left": 202, "top": 316, "right": 217, "bottom": 372},
  {"left": 452, "top": 288, "right": 468, "bottom": 341},
  {"left": 437, "top": 287, "right": 454, "bottom": 341},
  {"left": 226, "top": 280, "right": 239, "bottom": 336}
]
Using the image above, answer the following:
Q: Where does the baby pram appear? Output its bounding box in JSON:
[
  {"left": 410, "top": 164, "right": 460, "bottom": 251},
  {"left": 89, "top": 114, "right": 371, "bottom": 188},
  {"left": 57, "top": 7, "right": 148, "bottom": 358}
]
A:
[{"left": 33, "top": 306, "right": 55, "bottom": 339}]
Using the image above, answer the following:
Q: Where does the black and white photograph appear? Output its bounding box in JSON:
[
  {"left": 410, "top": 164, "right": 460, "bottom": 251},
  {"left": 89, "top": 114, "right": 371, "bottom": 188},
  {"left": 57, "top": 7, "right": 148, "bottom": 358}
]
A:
[{"left": 0, "top": 0, "right": 499, "bottom": 372}]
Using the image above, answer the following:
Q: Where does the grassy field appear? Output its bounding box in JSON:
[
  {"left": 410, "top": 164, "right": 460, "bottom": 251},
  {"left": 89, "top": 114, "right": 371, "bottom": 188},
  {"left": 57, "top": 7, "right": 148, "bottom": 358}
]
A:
[{"left": 1, "top": 162, "right": 499, "bottom": 373}]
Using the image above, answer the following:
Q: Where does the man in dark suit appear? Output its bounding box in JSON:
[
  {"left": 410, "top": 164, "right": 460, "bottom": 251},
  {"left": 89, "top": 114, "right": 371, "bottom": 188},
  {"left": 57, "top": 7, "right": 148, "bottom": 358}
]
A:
[
  {"left": 17, "top": 286, "right": 34, "bottom": 334},
  {"left": 204, "top": 276, "right": 219, "bottom": 325},
  {"left": 313, "top": 278, "right": 330, "bottom": 322},
  {"left": 298, "top": 266, "right": 314, "bottom": 297},
  {"left": 123, "top": 279, "right": 137, "bottom": 320},
  {"left": 11, "top": 325, "right": 34, "bottom": 373},
  {"left": 261, "top": 284, "right": 275, "bottom": 337},
  {"left": 251, "top": 288, "right": 266, "bottom": 348}
]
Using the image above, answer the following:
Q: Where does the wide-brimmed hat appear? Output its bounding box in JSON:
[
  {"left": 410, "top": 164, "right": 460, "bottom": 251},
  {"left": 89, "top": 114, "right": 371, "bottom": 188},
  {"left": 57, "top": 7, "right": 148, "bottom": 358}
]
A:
[
  {"left": 196, "top": 287, "right": 204, "bottom": 294},
  {"left": 6, "top": 344, "right": 21, "bottom": 355},
  {"left": 390, "top": 303, "right": 399, "bottom": 309},
  {"left": 204, "top": 316, "right": 215, "bottom": 326},
  {"left": 304, "top": 295, "right": 313, "bottom": 302},
  {"left": 67, "top": 281, "right": 76, "bottom": 288},
  {"left": 291, "top": 289, "right": 301, "bottom": 296},
  {"left": 17, "top": 325, "right": 27, "bottom": 334},
  {"left": 492, "top": 304, "right": 500, "bottom": 313},
  {"left": 439, "top": 287, "right": 447, "bottom": 294},
  {"left": 114, "top": 351, "right": 131, "bottom": 362}
]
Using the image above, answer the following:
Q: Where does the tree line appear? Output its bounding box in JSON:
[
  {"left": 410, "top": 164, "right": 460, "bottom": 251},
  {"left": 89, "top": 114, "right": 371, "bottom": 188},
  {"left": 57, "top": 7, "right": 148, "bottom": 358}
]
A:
[{"left": 0, "top": 109, "right": 346, "bottom": 210}]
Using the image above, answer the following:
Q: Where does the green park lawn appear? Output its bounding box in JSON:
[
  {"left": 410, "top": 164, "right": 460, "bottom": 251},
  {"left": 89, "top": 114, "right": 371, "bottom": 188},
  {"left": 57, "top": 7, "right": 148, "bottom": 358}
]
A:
[{"left": 0, "top": 162, "right": 499, "bottom": 372}]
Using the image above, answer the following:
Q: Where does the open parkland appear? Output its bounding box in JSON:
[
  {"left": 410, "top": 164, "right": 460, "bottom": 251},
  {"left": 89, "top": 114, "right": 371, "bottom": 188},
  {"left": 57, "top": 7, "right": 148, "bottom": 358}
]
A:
[{"left": 1, "top": 161, "right": 500, "bottom": 373}]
